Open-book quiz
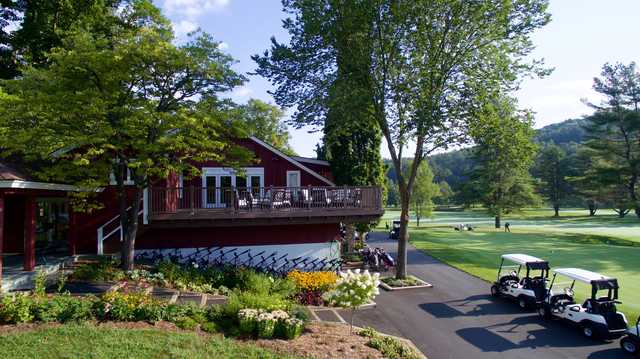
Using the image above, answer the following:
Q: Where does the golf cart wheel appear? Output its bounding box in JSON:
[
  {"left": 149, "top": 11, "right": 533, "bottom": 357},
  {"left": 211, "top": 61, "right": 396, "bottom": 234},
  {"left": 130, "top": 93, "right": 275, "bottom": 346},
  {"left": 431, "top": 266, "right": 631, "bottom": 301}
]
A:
[
  {"left": 538, "top": 305, "right": 551, "bottom": 319},
  {"left": 518, "top": 296, "right": 528, "bottom": 309},
  {"left": 490, "top": 285, "right": 499, "bottom": 297},
  {"left": 621, "top": 337, "right": 638, "bottom": 355},
  {"left": 581, "top": 323, "right": 596, "bottom": 339}
]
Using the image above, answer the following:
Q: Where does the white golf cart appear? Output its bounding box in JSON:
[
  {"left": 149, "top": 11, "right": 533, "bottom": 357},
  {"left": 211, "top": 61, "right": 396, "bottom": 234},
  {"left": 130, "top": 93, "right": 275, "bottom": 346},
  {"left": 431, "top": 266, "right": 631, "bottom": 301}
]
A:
[
  {"left": 539, "top": 268, "right": 628, "bottom": 339},
  {"left": 620, "top": 317, "right": 640, "bottom": 355},
  {"left": 490, "top": 254, "right": 550, "bottom": 309}
]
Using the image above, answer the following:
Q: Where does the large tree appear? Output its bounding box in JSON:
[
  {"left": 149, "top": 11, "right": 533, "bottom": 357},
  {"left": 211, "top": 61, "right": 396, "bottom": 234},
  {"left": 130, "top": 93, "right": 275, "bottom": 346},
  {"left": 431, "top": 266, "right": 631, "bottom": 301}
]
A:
[
  {"left": 255, "top": 0, "right": 550, "bottom": 278},
  {"left": 0, "top": 0, "right": 123, "bottom": 79},
  {"left": 0, "top": 0, "right": 248, "bottom": 269},
  {"left": 408, "top": 161, "right": 439, "bottom": 227},
  {"left": 583, "top": 62, "right": 640, "bottom": 218},
  {"left": 468, "top": 96, "right": 540, "bottom": 228},
  {"left": 533, "top": 144, "right": 573, "bottom": 216},
  {"left": 238, "top": 98, "right": 295, "bottom": 155}
]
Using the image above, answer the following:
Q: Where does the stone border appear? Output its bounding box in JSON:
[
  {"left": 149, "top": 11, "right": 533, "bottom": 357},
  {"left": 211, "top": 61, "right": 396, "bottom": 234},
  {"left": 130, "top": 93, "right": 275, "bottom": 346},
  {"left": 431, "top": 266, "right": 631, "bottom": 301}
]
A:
[{"left": 379, "top": 276, "right": 432, "bottom": 291}]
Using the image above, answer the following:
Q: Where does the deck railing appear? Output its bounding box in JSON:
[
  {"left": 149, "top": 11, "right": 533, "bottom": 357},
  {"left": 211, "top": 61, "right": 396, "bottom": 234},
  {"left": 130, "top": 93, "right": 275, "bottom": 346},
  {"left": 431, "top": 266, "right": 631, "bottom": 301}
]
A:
[{"left": 149, "top": 186, "right": 382, "bottom": 218}]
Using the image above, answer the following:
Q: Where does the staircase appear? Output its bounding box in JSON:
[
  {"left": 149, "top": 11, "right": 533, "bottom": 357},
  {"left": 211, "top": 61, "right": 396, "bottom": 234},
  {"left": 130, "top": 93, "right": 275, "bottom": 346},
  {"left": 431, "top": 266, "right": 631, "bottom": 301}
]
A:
[{"left": 96, "top": 201, "right": 144, "bottom": 255}]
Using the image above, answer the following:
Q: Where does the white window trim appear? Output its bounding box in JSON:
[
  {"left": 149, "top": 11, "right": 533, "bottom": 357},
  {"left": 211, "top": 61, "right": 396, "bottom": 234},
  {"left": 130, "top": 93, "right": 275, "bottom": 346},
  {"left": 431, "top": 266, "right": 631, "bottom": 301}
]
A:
[
  {"left": 201, "top": 167, "right": 264, "bottom": 207},
  {"left": 286, "top": 170, "right": 301, "bottom": 188},
  {"left": 109, "top": 168, "right": 134, "bottom": 186}
]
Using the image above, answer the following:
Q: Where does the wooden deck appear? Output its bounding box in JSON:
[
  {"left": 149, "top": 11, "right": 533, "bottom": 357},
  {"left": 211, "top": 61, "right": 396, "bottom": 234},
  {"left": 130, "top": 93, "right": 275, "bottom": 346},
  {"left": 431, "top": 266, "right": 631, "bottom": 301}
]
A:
[
  {"left": 148, "top": 186, "right": 384, "bottom": 227},
  {"left": 149, "top": 207, "right": 384, "bottom": 227}
]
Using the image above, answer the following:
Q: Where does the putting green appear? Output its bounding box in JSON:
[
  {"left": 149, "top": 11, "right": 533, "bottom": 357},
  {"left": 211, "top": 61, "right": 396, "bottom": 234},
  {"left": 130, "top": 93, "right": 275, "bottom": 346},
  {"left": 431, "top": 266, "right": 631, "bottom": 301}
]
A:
[{"left": 379, "top": 209, "right": 640, "bottom": 321}]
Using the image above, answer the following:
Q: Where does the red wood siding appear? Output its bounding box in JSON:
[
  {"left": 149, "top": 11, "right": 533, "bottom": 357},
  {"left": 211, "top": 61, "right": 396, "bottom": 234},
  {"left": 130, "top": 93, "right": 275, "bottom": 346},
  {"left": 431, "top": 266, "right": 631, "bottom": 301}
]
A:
[{"left": 176, "top": 139, "right": 331, "bottom": 188}]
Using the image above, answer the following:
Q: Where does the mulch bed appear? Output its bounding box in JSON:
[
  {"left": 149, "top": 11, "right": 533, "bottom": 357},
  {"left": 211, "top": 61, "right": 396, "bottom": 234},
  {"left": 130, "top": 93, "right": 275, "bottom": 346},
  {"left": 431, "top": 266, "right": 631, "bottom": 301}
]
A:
[{"left": 254, "top": 322, "right": 385, "bottom": 359}]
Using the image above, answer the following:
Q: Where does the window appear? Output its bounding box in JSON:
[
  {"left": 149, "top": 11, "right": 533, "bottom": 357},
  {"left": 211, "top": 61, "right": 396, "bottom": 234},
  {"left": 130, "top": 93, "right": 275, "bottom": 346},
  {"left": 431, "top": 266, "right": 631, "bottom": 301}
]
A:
[
  {"left": 201, "top": 167, "right": 264, "bottom": 207},
  {"left": 286, "top": 170, "right": 301, "bottom": 188}
]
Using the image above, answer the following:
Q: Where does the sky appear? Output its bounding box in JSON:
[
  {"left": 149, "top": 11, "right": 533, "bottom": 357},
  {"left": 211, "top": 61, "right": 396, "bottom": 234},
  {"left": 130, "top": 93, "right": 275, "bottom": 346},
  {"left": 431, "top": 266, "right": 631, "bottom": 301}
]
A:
[{"left": 157, "top": 0, "right": 640, "bottom": 158}]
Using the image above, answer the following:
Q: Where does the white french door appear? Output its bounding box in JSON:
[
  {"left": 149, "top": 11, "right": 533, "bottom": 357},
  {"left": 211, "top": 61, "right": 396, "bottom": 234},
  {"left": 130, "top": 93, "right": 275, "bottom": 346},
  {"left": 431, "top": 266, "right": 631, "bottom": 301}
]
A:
[{"left": 202, "top": 168, "right": 264, "bottom": 208}]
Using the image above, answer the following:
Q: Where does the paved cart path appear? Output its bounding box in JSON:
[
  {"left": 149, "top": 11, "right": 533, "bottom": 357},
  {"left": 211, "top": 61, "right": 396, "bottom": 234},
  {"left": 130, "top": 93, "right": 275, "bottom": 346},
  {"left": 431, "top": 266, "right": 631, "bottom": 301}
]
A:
[{"left": 338, "top": 232, "right": 629, "bottom": 359}]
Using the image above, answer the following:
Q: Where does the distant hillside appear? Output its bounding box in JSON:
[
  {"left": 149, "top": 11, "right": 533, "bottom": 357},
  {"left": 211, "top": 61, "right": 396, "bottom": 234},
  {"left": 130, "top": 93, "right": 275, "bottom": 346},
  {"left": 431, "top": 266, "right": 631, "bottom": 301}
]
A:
[
  {"left": 384, "top": 118, "right": 589, "bottom": 202},
  {"left": 534, "top": 118, "right": 586, "bottom": 146}
]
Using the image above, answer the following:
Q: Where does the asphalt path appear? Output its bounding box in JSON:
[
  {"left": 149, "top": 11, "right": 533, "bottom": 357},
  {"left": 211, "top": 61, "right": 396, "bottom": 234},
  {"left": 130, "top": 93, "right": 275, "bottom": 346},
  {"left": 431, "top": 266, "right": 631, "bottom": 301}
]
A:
[{"left": 339, "top": 232, "right": 631, "bottom": 359}]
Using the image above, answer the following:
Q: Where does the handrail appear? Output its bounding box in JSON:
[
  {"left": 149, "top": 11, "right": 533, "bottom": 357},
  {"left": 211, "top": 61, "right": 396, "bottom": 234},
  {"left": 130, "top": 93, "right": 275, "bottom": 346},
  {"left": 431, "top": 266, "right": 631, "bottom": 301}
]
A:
[
  {"left": 149, "top": 186, "right": 383, "bottom": 217},
  {"left": 97, "top": 201, "right": 144, "bottom": 255}
]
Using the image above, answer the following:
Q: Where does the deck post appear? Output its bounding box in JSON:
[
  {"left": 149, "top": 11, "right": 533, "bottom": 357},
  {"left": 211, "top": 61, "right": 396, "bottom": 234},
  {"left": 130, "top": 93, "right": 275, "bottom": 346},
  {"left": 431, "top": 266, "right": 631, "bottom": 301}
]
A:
[
  {"left": 143, "top": 187, "right": 149, "bottom": 225},
  {"left": 68, "top": 211, "right": 77, "bottom": 256},
  {"left": 24, "top": 195, "right": 36, "bottom": 271},
  {"left": 0, "top": 194, "right": 4, "bottom": 287}
]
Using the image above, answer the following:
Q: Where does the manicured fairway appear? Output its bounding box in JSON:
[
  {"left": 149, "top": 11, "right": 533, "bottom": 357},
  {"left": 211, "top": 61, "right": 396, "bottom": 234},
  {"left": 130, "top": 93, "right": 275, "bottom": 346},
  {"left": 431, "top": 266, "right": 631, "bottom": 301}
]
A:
[
  {"left": 379, "top": 209, "right": 640, "bottom": 320},
  {"left": 0, "top": 324, "right": 296, "bottom": 359}
]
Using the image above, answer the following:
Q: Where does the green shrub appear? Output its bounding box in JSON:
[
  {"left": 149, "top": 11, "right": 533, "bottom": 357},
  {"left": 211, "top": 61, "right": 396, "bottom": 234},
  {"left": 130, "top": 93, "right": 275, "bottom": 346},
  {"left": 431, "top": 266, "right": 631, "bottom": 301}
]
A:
[
  {"left": 359, "top": 327, "right": 420, "bottom": 359},
  {"left": 71, "top": 258, "right": 124, "bottom": 282},
  {"left": 200, "top": 321, "right": 218, "bottom": 333},
  {"left": 175, "top": 316, "right": 198, "bottom": 330},
  {"left": 55, "top": 296, "right": 95, "bottom": 323},
  {"left": 0, "top": 293, "right": 34, "bottom": 324},
  {"left": 34, "top": 271, "right": 47, "bottom": 297},
  {"left": 96, "top": 290, "right": 156, "bottom": 321}
]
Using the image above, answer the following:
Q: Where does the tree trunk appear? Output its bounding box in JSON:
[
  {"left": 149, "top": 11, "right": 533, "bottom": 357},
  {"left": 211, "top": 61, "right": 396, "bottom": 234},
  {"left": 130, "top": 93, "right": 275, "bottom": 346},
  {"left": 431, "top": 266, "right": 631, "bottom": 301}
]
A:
[
  {"left": 494, "top": 215, "right": 501, "bottom": 229},
  {"left": 395, "top": 191, "right": 410, "bottom": 280},
  {"left": 416, "top": 215, "right": 420, "bottom": 227},
  {"left": 587, "top": 200, "right": 598, "bottom": 216},
  {"left": 345, "top": 224, "right": 356, "bottom": 254},
  {"left": 121, "top": 188, "right": 143, "bottom": 271},
  {"left": 553, "top": 205, "right": 559, "bottom": 217}
]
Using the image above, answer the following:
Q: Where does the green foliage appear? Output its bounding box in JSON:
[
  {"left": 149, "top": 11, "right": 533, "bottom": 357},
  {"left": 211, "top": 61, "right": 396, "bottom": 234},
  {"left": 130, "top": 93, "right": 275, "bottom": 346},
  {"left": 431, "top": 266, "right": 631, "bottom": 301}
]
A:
[
  {"left": 0, "top": 293, "right": 35, "bottom": 324},
  {"left": 532, "top": 144, "right": 575, "bottom": 215},
  {"left": 582, "top": 62, "right": 640, "bottom": 218},
  {"left": 200, "top": 321, "right": 219, "bottom": 333},
  {"left": 0, "top": 324, "right": 298, "bottom": 358},
  {"left": 467, "top": 96, "right": 541, "bottom": 222},
  {"left": 359, "top": 326, "right": 420, "bottom": 359},
  {"left": 34, "top": 270, "right": 47, "bottom": 297},
  {"left": 71, "top": 258, "right": 124, "bottom": 282},
  {"left": 380, "top": 276, "right": 422, "bottom": 288},
  {"left": 255, "top": 0, "right": 551, "bottom": 278},
  {"left": 238, "top": 98, "right": 295, "bottom": 155},
  {"left": 0, "top": 0, "right": 250, "bottom": 270},
  {"left": 408, "top": 162, "right": 439, "bottom": 225}
]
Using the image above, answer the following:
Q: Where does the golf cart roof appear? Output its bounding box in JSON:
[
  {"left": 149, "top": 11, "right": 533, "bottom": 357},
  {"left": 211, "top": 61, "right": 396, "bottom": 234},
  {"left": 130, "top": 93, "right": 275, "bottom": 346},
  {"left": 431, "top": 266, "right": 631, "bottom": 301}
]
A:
[
  {"left": 553, "top": 268, "right": 618, "bottom": 287},
  {"left": 502, "top": 254, "right": 546, "bottom": 266}
]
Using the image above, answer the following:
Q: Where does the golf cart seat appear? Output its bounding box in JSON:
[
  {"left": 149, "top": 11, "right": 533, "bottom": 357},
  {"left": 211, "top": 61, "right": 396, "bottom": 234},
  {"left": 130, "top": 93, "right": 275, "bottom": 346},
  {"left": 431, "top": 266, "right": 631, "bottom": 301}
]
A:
[
  {"left": 551, "top": 294, "right": 575, "bottom": 307},
  {"left": 500, "top": 274, "right": 519, "bottom": 286},
  {"left": 520, "top": 277, "right": 532, "bottom": 288}
]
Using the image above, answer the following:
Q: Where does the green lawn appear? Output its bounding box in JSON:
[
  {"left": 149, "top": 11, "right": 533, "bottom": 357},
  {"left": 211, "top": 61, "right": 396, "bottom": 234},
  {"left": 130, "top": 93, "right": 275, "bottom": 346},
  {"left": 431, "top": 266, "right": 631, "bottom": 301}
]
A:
[
  {"left": 379, "top": 209, "right": 640, "bottom": 321},
  {"left": 0, "top": 324, "right": 297, "bottom": 359}
]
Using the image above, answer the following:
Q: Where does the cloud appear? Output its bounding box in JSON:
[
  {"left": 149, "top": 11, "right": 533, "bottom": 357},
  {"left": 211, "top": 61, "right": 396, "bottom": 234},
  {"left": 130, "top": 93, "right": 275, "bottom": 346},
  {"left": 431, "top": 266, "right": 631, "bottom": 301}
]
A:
[
  {"left": 172, "top": 20, "right": 199, "bottom": 37},
  {"left": 217, "top": 42, "right": 229, "bottom": 50},
  {"left": 163, "top": 0, "right": 230, "bottom": 19},
  {"left": 232, "top": 86, "right": 253, "bottom": 98}
]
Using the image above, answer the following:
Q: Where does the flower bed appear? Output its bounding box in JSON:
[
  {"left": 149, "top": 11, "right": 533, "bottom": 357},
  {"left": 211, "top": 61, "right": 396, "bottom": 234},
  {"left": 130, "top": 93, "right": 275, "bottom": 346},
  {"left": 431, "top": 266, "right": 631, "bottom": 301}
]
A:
[
  {"left": 287, "top": 270, "right": 338, "bottom": 306},
  {"left": 379, "top": 275, "right": 432, "bottom": 291},
  {"left": 0, "top": 270, "right": 307, "bottom": 341}
]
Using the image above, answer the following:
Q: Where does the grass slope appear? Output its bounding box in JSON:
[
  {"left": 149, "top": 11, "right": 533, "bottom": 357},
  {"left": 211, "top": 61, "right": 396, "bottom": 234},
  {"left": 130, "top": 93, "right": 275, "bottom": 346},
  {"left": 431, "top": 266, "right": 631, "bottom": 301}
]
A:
[{"left": 0, "top": 324, "right": 298, "bottom": 359}]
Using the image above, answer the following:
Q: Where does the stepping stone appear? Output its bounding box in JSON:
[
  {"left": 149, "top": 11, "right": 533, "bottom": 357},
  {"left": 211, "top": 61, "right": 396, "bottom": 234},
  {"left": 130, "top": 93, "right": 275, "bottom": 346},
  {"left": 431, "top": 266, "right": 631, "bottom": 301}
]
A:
[
  {"left": 205, "top": 295, "right": 228, "bottom": 307},
  {"left": 53, "top": 281, "right": 115, "bottom": 296},
  {"left": 314, "top": 309, "right": 345, "bottom": 323},
  {"left": 175, "top": 292, "right": 203, "bottom": 306},
  {"left": 151, "top": 287, "right": 178, "bottom": 302}
]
